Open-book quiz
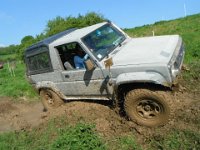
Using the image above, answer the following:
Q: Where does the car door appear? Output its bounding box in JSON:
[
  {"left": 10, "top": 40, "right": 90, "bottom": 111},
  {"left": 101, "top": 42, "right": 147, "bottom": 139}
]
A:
[
  {"left": 61, "top": 68, "right": 111, "bottom": 96},
  {"left": 55, "top": 42, "right": 112, "bottom": 97}
]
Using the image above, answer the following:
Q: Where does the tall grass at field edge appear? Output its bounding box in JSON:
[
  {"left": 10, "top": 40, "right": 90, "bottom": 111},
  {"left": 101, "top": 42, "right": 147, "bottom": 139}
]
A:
[{"left": 0, "top": 61, "right": 37, "bottom": 99}]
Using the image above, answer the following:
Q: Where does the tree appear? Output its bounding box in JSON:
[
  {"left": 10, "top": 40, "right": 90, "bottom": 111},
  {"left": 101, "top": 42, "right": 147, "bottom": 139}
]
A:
[
  {"left": 17, "top": 35, "right": 35, "bottom": 60},
  {"left": 21, "top": 35, "right": 34, "bottom": 44},
  {"left": 45, "top": 12, "right": 105, "bottom": 36}
]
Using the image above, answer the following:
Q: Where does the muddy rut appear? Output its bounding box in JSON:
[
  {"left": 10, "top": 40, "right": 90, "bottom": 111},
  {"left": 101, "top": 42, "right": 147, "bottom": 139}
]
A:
[{"left": 0, "top": 92, "right": 199, "bottom": 138}]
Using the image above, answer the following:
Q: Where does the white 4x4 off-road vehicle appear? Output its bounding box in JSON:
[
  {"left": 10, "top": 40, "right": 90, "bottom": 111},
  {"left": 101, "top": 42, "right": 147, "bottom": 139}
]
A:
[{"left": 25, "top": 21, "right": 185, "bottom": 127}]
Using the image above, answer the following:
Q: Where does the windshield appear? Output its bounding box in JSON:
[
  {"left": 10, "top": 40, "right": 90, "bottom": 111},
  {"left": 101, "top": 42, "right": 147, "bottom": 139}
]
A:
[{"left": 82, "top": 24, "right": 126, "bottom": 61}]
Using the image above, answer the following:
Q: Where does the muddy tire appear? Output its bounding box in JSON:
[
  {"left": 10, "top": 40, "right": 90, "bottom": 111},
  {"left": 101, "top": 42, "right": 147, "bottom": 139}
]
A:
[
  {"left": 124, "top": 89, "right": 172, "bottom": 127},
  {"left": 40, "top": 89, "right": 64, "bottom": 111}
]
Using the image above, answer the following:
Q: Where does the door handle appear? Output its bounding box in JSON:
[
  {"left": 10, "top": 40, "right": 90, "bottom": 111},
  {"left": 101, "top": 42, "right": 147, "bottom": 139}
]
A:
[{"left": 65, "top": 74, "right": 70, "bottom": 78}]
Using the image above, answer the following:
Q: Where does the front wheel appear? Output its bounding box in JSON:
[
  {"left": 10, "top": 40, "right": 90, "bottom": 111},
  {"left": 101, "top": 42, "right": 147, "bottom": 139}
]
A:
[
  {"left": 40, "top": 89, "right": 64, "bottom": 111},
  {"left": 124, "top": 89, "right": 172, "bottom": 127}
]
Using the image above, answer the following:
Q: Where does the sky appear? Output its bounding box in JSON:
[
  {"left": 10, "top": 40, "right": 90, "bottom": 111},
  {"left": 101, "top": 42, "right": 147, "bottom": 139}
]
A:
[{"left": 0, "top": 0, "right": 200, "bottom": 47}]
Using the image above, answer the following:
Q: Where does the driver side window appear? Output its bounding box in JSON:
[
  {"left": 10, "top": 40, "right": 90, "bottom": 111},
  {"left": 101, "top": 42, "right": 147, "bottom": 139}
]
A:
[{"left": 56, "top": 42, "right": 87, "bottom": 70}]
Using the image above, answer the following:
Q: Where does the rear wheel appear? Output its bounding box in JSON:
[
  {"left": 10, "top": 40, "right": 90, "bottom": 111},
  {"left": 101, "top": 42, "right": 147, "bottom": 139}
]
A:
[
  {"left": 124, "top": 89, "right": 172, "bottom": 127},
  {"left": 40, "top": 89, "right": 64, "bottom": 111}
]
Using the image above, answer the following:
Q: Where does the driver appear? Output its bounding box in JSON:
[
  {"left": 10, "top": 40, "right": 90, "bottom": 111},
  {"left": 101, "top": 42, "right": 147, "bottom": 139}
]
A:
[{"left": 74, "top": 45, "right": 88, "bottom": 69}]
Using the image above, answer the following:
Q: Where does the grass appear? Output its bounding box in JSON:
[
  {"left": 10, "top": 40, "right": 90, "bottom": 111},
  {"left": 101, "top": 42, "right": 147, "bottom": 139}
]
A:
[
  {"left": 150, "top": 129, "right": 200, "bottom": 150},
  {"left": 181, "top": 60, "right": 200, "bottom": 93},
  {"left": 0, "top": 118, "right": 105, "bottom": 150},
  {"left": 0, "top": 54, "right": 17, "bottom": 62},
  {"left": 0, "top": 114, "right": 199, "bottom": 150},
  {"left": 0, "top": 114, "right": 141, "bottom": 150},
  {"left": 106, "top": 136, "right": 142, "bottom": 150},
  {"left": 0, "top": 61, "right": 37, "bottom": 99},
  {"left": 52, "top": 124, "right": 106, "bottom": 150}
]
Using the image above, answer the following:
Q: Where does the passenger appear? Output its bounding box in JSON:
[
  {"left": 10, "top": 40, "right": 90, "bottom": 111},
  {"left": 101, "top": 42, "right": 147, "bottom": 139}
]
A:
[{"left": 73, "top": 46, "right": 88, "bottom": 69}]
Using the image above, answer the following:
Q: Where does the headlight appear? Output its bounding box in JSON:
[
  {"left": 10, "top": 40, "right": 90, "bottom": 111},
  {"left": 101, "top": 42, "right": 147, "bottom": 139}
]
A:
[
  {"left": 168, "top": 43, "right": 185, "bottom": 80},
  {"left": 171, "top": 66, "right": 179, "bottom": 79}
]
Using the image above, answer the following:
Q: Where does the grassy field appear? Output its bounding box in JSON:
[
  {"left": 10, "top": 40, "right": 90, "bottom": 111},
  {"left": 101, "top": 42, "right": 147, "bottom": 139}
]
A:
[
  {"left": 0, "top": 61, "right": 37, "bottom": 99},
  {"left": 0, "top": 54, "right": 16, "bottom": 62},
  {"left": 0, "top": 14, "right": 200, "bottom": 150}
]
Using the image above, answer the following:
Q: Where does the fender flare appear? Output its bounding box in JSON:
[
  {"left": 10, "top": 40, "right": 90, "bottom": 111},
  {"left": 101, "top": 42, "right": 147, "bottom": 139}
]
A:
[
  {"left": 115, "top": 72, "right": 171, "bottom": 88},
  {"left": 35, "top": 81, "right": 66, "bottom": 99}
]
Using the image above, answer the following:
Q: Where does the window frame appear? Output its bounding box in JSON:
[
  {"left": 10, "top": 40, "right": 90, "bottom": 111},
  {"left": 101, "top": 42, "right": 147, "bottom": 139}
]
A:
[
  {"left": 81, "top": 24, "right": 126, "bottom": 61},
  {"left": 26, "top": 46, "right": 53, "bottom": 75},
  {"left": 55, "top": 42, "right": 87, "bottom": 71}
]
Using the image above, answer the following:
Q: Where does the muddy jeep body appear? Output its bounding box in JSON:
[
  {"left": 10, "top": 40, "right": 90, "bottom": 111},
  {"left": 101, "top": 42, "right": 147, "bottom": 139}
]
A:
[{"left": 25, "top": 22, "right": 185, "bottom": 127}]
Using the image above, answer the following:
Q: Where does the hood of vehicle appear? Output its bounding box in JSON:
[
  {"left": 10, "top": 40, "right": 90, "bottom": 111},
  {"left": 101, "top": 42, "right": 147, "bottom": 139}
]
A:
[{"left": 111, "top": 35, "right": 180, "bottom": 66}]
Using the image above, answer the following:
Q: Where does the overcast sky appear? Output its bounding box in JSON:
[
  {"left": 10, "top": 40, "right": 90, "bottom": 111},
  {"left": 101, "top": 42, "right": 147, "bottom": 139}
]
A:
[{"left": 0, "top": 0, "right": 200, "bottom": 46}]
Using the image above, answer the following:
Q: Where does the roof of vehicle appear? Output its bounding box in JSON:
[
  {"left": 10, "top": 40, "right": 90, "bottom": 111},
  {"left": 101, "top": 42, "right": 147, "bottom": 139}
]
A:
[
  {"left": 50, "top": 22, "right": 107, "bottom": 47},
  {"left": 26, "top": 22, "right": 108, "bottom": 52},
  {"left": 26, "top": 28, "right": 77, "bottom": 52}
]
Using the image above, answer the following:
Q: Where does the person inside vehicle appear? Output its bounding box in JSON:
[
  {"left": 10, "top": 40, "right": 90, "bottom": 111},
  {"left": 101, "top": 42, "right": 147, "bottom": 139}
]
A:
[{"left": 73, "top": 45, "right": 88, "bottom": 69}]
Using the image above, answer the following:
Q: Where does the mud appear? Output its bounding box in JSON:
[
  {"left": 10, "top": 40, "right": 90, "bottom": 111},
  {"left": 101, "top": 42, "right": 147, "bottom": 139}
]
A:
[
  {"left": 0, "top": 98, "right": 44, "bottom": 133},
  {"left": 0, "top": 91, "right": 199, "bottom": 139}
]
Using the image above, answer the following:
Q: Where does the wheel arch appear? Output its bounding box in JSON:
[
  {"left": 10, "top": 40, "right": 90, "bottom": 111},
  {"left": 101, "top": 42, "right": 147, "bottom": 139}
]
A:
[
  {"left": 36, "top": 81, "right": 65, "bottom": 100},
  {"left": 115, "top": 81, "right": 172, "bottom": 108},
  {"left": 115, "top": 72, "right": 172, "bottom": 99},
  {"left": 115, "top": 72, "right": 172, "bottom": 88}
]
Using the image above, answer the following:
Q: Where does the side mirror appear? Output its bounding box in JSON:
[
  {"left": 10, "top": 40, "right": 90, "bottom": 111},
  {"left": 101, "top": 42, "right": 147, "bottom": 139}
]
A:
[{"left": 85, "top": 59, "right": 95, "bottom": 71}]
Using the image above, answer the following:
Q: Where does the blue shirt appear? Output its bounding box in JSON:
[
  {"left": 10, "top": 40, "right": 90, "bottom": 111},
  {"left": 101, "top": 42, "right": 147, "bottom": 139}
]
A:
[
  {"left": 74, "top": 56, "right": 85, "bottom": 69},
  {"left": 74, "top": 54, "right": 89, "bottom": 69}
]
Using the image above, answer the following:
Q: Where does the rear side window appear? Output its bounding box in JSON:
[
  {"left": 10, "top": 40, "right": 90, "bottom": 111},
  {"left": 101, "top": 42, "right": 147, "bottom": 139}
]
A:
[{"left": 26, "top": 47, "right": 52, "bottom": 75}]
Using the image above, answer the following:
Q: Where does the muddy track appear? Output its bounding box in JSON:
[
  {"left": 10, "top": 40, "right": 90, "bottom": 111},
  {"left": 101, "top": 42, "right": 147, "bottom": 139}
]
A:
[{"left": 0, "top": 91, "right": 199, "bottom": 138}]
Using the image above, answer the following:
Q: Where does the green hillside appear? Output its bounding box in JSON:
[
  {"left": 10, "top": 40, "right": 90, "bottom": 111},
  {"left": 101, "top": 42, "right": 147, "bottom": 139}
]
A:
[{"left": 125, "top": 13, "right": 200, "bottom": 64}]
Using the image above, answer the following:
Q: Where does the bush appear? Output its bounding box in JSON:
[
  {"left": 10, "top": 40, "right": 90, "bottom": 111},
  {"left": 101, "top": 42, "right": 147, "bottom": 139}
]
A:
[
  {"left": 109, "top": 136, "right": 142, "bottom": 150},
  {"left": 52, "top": 123, "right": 106, "bottom": 150},
  {"left": 150, "top": 129, "right": 200, "bottom": 150}
]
